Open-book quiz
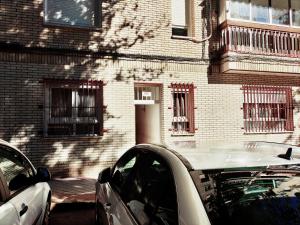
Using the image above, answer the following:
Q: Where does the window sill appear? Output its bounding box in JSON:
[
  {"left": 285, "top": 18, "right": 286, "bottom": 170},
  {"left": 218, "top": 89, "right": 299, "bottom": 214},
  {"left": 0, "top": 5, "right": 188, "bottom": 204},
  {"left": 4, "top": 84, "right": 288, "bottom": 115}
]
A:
[
  {"left": 171, "top": 132, "right": 195, "bottom": 137},
  {"left": 171, "top": 35, "right": 195, "bottom": 41},
  {"left": 243, "top": 131, "right": 294, "bottom": 135},
  {"left": 43, "top": 22, "right": 102, "bottom": 32},
  {"left": 43, "top": 134, "right": 102, "bottom": 139}
]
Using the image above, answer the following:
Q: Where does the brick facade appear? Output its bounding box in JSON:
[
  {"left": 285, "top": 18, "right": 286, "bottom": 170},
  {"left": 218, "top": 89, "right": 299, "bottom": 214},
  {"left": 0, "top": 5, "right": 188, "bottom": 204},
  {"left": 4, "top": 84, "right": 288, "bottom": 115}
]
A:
[{"left": 1, "top": 0, "right": 300, "bottom": 177}]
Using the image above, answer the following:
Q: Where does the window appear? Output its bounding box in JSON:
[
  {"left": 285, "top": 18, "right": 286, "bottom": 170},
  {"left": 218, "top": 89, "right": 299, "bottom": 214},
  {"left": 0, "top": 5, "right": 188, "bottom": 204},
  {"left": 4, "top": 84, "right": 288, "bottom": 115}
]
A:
[
  {"left": 292, "top": 0, "right": 300, "bottom": 26},
  {"left": 111, "top": 151, "right": 138, "bottom": 194},
  {"left": 172, "top": 0, "right": 191, "bottom": 36},
  {"left": 44, "top": 0, "right": 100, "bottom": 28},
  {"left": 229, "top": 0, "right": 300, "bottom": 26},
  {"left": 112, "top": 151, "right": 178, "bottom": 225},
  {"left": 252, "top": 0, "right": 269, "bottom": 23},
  {"left": 192, "top": 166, "right": 300, "bottom": 225},
  {"left": 230, "top": 0, "right": 250, "bottom": 20},
  {"left": 171, "top": 83, "right": 195, "bottom": 134},
  {"left": 271, "top": 0, "right": 289, "bottom": 25},
  {"left": 44, "top": 79, "right": 103, "bottom": 136},
  {"left": 0, "top": 145, "right": 34, "bottom": 195},
  {"left": 242, "top": 85, "right": 294, "bottom": 133}
]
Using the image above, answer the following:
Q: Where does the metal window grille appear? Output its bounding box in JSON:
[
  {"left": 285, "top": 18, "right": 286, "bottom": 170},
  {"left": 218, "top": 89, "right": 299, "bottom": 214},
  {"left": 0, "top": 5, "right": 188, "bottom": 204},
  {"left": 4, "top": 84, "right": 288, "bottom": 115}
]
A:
[
  {"left": 44, "top": 79, "right": 103, "bottom": 136},
  {"left": 171, "top": 83, "right": 195, "bottom": 133},
  {"left": 242, "top": 85, "right": 294, "bottom": 133}
]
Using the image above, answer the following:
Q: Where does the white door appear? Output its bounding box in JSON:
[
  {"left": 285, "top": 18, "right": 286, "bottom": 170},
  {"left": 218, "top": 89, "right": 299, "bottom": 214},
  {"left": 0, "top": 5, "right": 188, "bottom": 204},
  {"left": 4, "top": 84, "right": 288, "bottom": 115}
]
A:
[{"left": 135, "top": 104, "right": 161, "bottom": 144}]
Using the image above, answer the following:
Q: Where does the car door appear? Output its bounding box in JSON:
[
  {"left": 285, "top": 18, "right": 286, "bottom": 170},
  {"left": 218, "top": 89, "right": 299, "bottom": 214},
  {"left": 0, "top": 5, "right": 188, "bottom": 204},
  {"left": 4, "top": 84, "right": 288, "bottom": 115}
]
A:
[
  {"left": 99, "top": 148, "right": 179, "bottom": 225},
  {"left": 0, "top": 167, "right": 19, "bottom": 225},
  {"left": 98, "top": 149, "right": 140, "bottom": 225},
  {"left": 128, "top": 152, "right": 179, "bottom": 225},
  {"left": 0, "top": 144, "right": 43, "bottom": 225}
]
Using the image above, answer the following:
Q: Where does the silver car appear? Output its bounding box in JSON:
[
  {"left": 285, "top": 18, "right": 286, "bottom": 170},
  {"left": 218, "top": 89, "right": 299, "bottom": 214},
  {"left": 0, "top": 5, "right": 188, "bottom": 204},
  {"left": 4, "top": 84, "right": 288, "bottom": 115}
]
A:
[
  {"left": 95, "top": 142, "right": 300, "bottom": 225},
  {"left": 0, "top": 140, "right": 51, "bottom": 225}
]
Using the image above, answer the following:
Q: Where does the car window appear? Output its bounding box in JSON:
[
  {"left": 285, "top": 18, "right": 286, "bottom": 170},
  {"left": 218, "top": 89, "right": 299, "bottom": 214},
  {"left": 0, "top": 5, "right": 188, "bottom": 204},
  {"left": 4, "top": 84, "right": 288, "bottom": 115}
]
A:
[
  {"left": 116, "top": 151, "right": 178, "bottom": 225},
  {"left": 192, "top": 166, "right": 300, "bottom": 225},
  {"left": 0, "top": 145, "right": 34, "bottom": 195},
  {"left": 110, "top": 150, "right": 138, "bottom": 194}
]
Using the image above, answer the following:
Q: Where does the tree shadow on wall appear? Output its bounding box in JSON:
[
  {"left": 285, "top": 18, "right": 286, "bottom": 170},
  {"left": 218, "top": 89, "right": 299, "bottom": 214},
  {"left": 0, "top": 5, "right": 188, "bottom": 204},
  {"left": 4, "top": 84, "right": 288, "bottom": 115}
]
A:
[{"left": 0, "top": 0, "right": 169, "bottom": 177}]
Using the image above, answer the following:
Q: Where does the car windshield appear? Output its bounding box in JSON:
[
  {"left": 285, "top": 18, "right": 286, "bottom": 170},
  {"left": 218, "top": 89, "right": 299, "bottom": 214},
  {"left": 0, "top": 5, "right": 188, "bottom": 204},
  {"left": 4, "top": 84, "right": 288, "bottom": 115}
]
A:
[{"left": 191, "top": 165, "right": 300, "bottom": 225}]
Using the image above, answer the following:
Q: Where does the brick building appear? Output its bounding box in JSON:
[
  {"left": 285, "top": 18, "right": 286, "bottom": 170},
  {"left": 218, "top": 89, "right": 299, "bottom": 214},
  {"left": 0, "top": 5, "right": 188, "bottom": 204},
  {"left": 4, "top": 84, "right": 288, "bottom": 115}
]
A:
[{"left": 1, "top": 0, "right": 300, "bottom": 176}]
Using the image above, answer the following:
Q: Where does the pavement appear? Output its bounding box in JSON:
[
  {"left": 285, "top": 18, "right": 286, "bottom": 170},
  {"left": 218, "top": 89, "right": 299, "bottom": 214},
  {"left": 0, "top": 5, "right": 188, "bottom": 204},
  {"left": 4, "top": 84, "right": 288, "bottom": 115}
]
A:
[{"left": 48, "top": 177, "right": 97, "bottom": 225}]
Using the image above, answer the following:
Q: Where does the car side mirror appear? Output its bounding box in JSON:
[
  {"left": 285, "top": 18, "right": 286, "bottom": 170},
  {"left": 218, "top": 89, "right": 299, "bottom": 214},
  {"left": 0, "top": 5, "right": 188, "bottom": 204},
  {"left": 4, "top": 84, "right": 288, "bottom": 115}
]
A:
[
  {"left": 36, "top": 167, "right": 51, "bottom": 182},
  {"left": 98, "top": 167, "right": 111, "bottom": 184}
]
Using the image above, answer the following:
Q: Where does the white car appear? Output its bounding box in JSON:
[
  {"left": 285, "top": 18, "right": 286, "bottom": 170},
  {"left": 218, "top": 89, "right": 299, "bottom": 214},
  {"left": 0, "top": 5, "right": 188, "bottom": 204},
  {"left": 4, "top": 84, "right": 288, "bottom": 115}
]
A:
[
  {"left": 0, "top": 139, "right": 51, "bottom": 225},
  {"left": 95, "top": 142, "right": 300, "bottom": 225}
]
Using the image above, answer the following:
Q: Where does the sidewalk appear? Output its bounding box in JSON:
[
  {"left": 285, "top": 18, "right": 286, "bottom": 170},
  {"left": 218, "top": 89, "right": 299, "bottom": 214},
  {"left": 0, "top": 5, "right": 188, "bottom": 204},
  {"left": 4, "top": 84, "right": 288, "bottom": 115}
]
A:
[
  {"left": 48, "top": 177, "right": 96, "bottom": 225},
  {"left": 48, "top": 177, "right": 96, "bottom": 205}
]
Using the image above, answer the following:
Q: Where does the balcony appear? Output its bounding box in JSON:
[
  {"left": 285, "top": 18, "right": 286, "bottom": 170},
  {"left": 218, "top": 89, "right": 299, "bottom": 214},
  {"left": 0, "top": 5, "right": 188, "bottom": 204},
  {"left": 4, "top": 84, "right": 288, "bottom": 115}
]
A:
[
  {"left": 220, "top": 21, "right": 300, "bottom": 57},
  {"left": 217, "top": 21, "right": 300, "bottom": 75}
]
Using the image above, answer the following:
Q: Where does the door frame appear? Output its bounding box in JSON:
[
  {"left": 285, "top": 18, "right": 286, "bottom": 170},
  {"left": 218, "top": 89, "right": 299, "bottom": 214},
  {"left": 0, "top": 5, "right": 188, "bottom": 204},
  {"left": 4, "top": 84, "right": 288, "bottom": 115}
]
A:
[{"left": 134, "top": 82, "right": 163, "bottom": 144}]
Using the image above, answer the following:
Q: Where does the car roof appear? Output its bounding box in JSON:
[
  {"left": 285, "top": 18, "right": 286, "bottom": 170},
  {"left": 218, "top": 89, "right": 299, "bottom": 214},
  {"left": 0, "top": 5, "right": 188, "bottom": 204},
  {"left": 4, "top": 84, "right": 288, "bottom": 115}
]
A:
[
  {"left": 0, "top": 139, "right": 36, "bottom": 170},
  {"left": 0, "top": 139, "right": 20, "bottom": 151},
  {"left": 162, "top": 142, "right": 300, "bottom": 170}
]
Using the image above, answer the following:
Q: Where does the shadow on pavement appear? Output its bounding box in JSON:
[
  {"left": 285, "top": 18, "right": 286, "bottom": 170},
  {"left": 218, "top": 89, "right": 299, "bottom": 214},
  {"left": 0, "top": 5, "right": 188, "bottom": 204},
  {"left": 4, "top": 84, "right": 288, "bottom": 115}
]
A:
[{"left": 49, "top": 202, "right": 95, "bottom": 225}]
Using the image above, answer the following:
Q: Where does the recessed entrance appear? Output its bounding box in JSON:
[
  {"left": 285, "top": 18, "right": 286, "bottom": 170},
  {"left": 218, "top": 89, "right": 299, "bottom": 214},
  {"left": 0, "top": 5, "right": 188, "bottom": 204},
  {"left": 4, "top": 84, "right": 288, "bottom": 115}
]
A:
[{"left": 134, "top": 84, "right": 161, "bottom": 144}]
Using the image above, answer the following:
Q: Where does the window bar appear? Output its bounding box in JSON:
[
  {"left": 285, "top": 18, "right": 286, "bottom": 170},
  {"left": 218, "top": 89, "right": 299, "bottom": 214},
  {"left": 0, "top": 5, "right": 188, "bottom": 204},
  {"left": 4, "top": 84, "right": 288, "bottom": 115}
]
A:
[
  {"left": 243, "top": 85, "right": 250, "bottom": 132},
  {"left": 287, "top": 87, "right": 293, "bottom": 131},
  {"left": 267, "top": 86, "right": 271, "bottom": 132},
  {"left": 255, "top": 86, "right": 262, "bottom": 132},
  {"left": 284, "top": 88, "right": 287, "bottom": 130},
  {"left": 87, "top": 79, "right": 90, "bottom": 131},
  {"left": 263, "top": 85, "right": 267, "bottom": 132},
  {"left": 279, "top": 87, "right": 283, "bottom": 132},
  {"left": 259, "top": 85, "right": 262, "bottom": 132},
  {"left": 73, "top": 85, "right": 76, "bottom": 135},
  {"left": 191, "top": 84, "right": 195, "bottom": 133},
  {"left": 280, "top": 88, "right": 284, "bottom": 132},
  {"left": 276, "top": 87, "right": 279, "bottom": 132},
  {"left": 184, "top": 83, "right": 188, "bottom": 132},
  {"left": 178, "top": 84, "right": 181, "bottom": 132},
  {"left": 248, "top": 85, "right": 252, "bottom": 132},
  {"left": 48, "top": 86, "right": 51, "bottom": 134},
  {"left": 272, "top": 86, "right": 276, "bottom": 133},
  {"left": 256, "top": 85, "right": 259, "bottom": 133},
  {"left": 250, "top": 85, "right": 254, "bottom": 132},
  {"left": 276, "top": 88, "right": 280, "bottom": 132},
  {"left": 276, "top": 87, "right": 280, "bottom": 132},
  {"left": 286, "top": 87, "right": 290, "bottom": 131},
  {"left": 243, "top": 85, "right": 246, "bottom": 132},
  {"left": 246, "top": 85, "right": 249, "bottom": 133},
  {"left": 269, "top": 86, "right": 272, "bottom": 133}
]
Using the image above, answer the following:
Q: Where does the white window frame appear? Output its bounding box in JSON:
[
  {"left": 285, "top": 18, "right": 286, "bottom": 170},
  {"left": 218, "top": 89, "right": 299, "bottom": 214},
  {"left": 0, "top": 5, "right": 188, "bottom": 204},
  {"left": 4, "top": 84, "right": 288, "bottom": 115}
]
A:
[
  {"left": 171, "top": 0, "right": 194, "bottom": 37},
  {"left": 226, "top": 0, "right": 300, "bottom": 28}
]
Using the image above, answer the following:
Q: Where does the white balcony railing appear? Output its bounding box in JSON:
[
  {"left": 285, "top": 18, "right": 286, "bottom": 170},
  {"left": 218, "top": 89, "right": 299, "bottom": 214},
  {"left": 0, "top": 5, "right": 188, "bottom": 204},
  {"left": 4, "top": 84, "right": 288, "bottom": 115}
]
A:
[{"left": 220, "top": 23, "right": 300, "bottom": 57}]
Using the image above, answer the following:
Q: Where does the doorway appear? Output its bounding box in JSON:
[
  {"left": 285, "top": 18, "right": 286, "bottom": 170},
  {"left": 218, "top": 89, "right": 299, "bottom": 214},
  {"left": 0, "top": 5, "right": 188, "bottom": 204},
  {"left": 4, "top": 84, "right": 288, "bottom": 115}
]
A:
[{"left": 134, "top": 84, "right": 161, "bottom": 144}]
